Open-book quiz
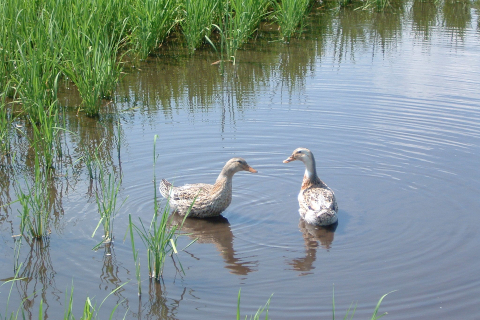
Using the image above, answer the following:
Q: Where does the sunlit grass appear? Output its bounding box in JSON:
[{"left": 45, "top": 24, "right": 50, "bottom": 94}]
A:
[
  {"left": 181, "top": 0, "right": 219, "bottom": 53},
  {"left": 128, "top": 135, "right": 193, "bottom": 281},
  {"left": 128, "top": 0, "right": 179, "bottom": 59},
  {"left": 273, "top": 0, "right": 313, "bottom": 40},
  {"left": 209, "top": 0, "right": 269, "bottom": 63},
  {"left": 237, "top": 289, "right": 272, "bottom": 320}
]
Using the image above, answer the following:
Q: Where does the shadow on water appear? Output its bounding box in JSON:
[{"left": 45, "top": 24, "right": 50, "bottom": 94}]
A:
[{"left": 170, "top": 213, "right": 257, "bottom": 276}]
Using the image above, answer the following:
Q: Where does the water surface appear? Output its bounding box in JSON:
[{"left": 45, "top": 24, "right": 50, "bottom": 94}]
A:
[{"left": 1, "top": 3, "right": 480, "bottom": 319}]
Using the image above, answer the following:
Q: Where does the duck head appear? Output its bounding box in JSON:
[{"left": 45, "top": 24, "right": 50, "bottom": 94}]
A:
[
  {"left": 223, "top": 158, "right": 258, "bottom": 175},
  {"left": 283, "top": 147, "right": 313, "bottom": 164}
]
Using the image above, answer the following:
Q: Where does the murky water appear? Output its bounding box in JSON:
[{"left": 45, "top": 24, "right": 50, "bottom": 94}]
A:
[{"left": 1, "top": 3, "right": 480, "bottom": 319}]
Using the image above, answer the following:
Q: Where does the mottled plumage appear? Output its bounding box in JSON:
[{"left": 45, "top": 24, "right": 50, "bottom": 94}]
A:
[
  {"left": 284, "top": 148, "right": 338, "bottom": 226},
  {"left": 160, "top": 158, "right": 257, "bottom": 218}
]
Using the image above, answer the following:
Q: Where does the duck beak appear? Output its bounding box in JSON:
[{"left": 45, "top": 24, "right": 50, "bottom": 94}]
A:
[
  {"left": 247, "top": 166, "right": 258, "bottom": 173},
  {"left": 283, "top": 155, "right": 295, "bottom": 163}
]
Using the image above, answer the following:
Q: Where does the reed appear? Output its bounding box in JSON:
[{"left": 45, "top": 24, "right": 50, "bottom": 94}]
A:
[
  {"left": 181, "top": 0, "right": 219, "bottom": 53},
  {"left": 128, "top": 0, "right": 179, "bottom": 59},
  {"left": 14, "top": 155, "right": 52, "bottom": 240},
  {"left": 272, "top": 0, "right": 313, "bottom": 40}
]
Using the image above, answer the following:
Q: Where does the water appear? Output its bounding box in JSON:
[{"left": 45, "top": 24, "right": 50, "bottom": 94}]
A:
[{"left": 1, "top": 3, "right": 480, "bottom": 319}]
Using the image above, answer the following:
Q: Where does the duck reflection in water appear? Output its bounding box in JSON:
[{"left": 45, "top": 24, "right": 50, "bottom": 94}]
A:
[
  {"left": 288, "top": 220, "right": 337, "bottom": 274},
  {"left": 170, "top": 213, "right": 257, "bottom": 275}
]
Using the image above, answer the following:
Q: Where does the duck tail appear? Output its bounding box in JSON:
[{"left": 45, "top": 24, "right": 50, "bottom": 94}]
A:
[{"left": 159, "top": 179, "right": 172, "bottom": 199}]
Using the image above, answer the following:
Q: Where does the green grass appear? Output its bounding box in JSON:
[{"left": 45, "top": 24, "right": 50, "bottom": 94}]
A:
[
  {"left": 273, "top": 0, "right": 313, "bottom": 40},
  {"left": 128, "top": 0, "right": 179, "bottom": 59},
  {"left": 92, "top": 164, "right": 125, "bottom": 249},
  {"left": 236, "top": 289, "right": 272, "bottom": 320},
  {"left": 209, "top": 0, "right": 269, "bottom": 63},
  {"left": 128, "top": 135, "right": 193, "bottom": 281},
  {"left": 14, "top": 155, "right": 52, "bottom": 240},
  {"left": 181, "top": 0, "right": 219, "bottom": 53}
]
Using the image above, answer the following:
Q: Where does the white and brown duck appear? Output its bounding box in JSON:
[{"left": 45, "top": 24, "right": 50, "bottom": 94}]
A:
[
  {"left": 283, "top": 148, "right": 338, "bottom": 226},
  {"left": 159, "top": 158, "right": 257, "bottom": 218}
]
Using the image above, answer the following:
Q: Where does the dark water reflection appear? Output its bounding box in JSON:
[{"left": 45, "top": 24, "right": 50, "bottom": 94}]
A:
[{"left": 0, "top": 3, "right": 480, "bottom": 320}]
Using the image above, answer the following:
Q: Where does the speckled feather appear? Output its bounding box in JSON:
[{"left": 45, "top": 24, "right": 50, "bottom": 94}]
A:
[
  {"left": 160, "top": 158, "right": 256, "bottom": 218},
  {"left": 284, "top": 148, "right": 338, "bottom": 226}
]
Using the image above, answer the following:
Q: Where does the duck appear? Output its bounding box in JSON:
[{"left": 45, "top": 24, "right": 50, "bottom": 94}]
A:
[
  {"left": 159, "top": 158, "right": 257, "bottom": 218},
  {"left": 283, "top": 147, "right": 338, "bottom": 226}
]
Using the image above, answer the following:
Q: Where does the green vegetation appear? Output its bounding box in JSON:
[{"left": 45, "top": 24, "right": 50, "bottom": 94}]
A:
[
  {"left": 181, "top": 0, "right": 218, "bottom": 53},
  {"left": 128, "top": 135, "right": 193, "bottom": 281},
  {"left": 92, "top": 165, "right": 124, "bottom": 249},
  {"left": 273, "top": 0, "right": 312, "bottom": 41},
  {"left": 14, "top": 155, "right": 52, "bottom": 240},
  {"left": 237, "top": 289, "right": 272, "bottom": 320}
]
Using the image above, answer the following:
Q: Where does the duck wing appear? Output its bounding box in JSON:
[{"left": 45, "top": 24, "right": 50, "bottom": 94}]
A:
[{"left": 160, "top": 179, "right": 213, "bottom": 201}]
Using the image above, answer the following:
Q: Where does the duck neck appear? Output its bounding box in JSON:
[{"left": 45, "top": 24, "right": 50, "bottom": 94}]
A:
[{"left": 302, "top": 155, "right": 322, "bottom": 189}]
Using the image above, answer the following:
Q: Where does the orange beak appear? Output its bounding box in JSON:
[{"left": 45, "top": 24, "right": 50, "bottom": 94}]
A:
[
  {"left": 283, "top": 155, "right": 295, "bottom": 163},
  {"left": 247, "top": 166, "right": 258, "bottom": 173}
]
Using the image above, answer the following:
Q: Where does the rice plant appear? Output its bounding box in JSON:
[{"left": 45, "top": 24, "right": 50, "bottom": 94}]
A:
[
  {"left": 332, "top": 287, "right": 394, "bottom": 320},
  {"left": 128, "top": 0, "right": 179, "bottom": 59},
  {"left": 92, "top": 165, "right": 125, "bottom": 249},
  {"left": 209, "top": 0, "right": 269, "bottom": 62},
  {"left": 236, "top": 289, "right": 272, "bottom": 320},
  {"left": 272, "top": 0, "right": 313, "bottom": 41},
  {"left": 129, "top": 135, "right": 192, "bottom": 281},
  {"left": 360, "top": 0, "right": 391, "bottom": 11},
  {"left": 63, "top": 282, "right": 127, "bottom": 320},
  {"left": 0, "top": 90, "right": 12, "bottom": 156},
  {"left": 181, "top": 0, "right": 219, "bottom": 53},
  {"left": 61, "top": 4, "right": 127, "bottom": 117},
  {"left": 14, "top": 155, "right": 52, "bottom": 240}
]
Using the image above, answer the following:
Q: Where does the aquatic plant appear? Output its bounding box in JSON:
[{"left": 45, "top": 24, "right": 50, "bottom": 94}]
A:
[
  {"left": 63, "top": 282, "right": 127, "bottom": 320},
  {"left": 128, "top": 0, "right": 179, "bottom": 59},
  {"left": 0, "top": 91, "right": 12, "bottom": 156},
  {"left": 360, "top": 0, "right": 391, "bottom": 11},
  {"left": 14, "top": 155, "right": 52, "bottom": 240},
  {"left": 209, "top": 0, "right": 269, "bottom": 63},
  {"left": 237, "top": 289, "right": 272, "bottom": 320},
  {"left": 92, "top": 165, "right": 124, "bottom": 249},
  {"left": 181, "top": 0, "right": 219, "bottom": 53},
  {"left": 129, "top": 135, "right": 192, "bottom": 281},
  {"left": 272, "top": 0, "right": 313, "bottom": 40},
  {"left": 332, "top": 287, "right": 393, "bottom": 320},
  {"left": 61, "top": 4, "right": 127, "bottom": 117}
]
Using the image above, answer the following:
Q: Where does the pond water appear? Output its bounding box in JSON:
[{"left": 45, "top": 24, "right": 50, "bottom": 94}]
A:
[{"left": 1, "top": 3, "right": 480, "bottom": 319}]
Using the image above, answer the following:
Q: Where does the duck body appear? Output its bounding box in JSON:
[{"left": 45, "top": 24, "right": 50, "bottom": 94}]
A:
[
  {"left": 284, "top": 148, "right": 338, "bottom": 226},
  {"left": 160, "top": 158, "right": 257, "bottom": 218}
]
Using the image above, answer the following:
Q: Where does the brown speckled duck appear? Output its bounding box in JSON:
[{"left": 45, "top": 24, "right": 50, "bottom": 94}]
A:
[
  {"left": 283, "top": 148, "right": 338, "bottom": 226},
  {"left": 159, "top": 158, "right": 257, "bottom": 218}
]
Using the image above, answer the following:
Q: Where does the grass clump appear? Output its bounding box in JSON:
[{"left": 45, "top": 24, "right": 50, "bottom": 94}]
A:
[
  {"left": 211, "top": 0, "right": 270, "bottom": 63},
  {"left": 181, "top": 0, "right": 219, "bottom": 53},
  {"left": 273, "top": 0, "right": 313, "bottom": 41},
  {"left": 61, "top": 6, "right": 127, "bottom": 117},
  {"left": 92, "top": 164, "right": 125, "bottom": 249},
  {"left": 128, "top": 0, "right": 179, "bottom": 60},
  {"left": 128, "top": 135, "right": 192, "bottom": 282},
  {"left": 14, "top": 155, "right": 52, "bottom": 240}
]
